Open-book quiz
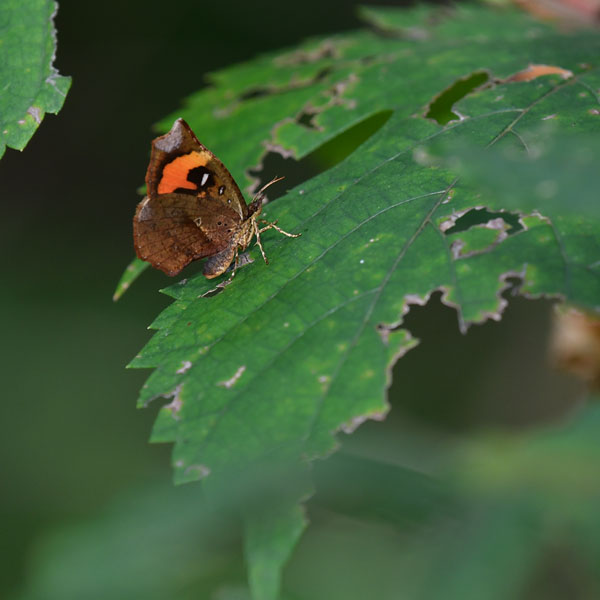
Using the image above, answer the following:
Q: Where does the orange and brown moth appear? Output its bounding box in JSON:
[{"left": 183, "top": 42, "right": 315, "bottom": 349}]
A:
[{"left": 133, "top": 118, "right": 299, "bottom": 279}]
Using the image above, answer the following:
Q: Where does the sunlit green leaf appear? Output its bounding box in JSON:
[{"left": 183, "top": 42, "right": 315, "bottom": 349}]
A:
[{"left": 113, "top": 257, "right": 150, "bottom": 301}]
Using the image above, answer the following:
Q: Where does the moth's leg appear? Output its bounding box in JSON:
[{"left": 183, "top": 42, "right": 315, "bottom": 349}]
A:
[
  {"left": 257, "top": 218, "right": 276, "bottom": 233},
  {"left": 257, "top": 219, "right": 301, "bottom": 238},
  {"left": 225, "top": 247, "right": 240, "bottom": 283},
  {"left": 253, "top": 219, "right": 269, "bottom": 264}
]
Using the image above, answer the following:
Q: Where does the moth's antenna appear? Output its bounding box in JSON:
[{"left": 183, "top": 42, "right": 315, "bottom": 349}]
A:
[{"left": 253, "top": 176, "right": 285, "bottom": 203}]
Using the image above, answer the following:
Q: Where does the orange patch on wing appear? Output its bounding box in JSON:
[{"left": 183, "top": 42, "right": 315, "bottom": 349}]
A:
[{"left": 158, "top": 151, "right": 211, "bottom": 194}]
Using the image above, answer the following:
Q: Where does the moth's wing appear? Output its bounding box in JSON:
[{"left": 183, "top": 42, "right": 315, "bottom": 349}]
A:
[
  {"left": 203, "top": 243, "right": 237, "bottom": 279},
  {"left": 133, "top": 192, "right": 242, "bottom": 277},
  {"left": 145, "top": 118, "right": 249, "bottom": 219},
  {"left": 202, "top": 219, "right": 256, "bottom": 279}
]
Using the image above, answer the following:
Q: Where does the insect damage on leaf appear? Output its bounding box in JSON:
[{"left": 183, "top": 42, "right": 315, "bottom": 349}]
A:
[
  {"left": 504, "top": 64, "right": 573, "bottom": 82},
  {"left": 425, "top": 71, "right": 491, "bottom": 125},
  {"left": 439, "top": 208, "right": 523, "bottom": 236},
  {"left": 217, "top": 365, "right": 247, "bottom": 388},
  {"left": 163, "top": 384, "right": 183, "bottom": 420},
  {"left": 448, "top": 219, "right": 510, "bottom": 259}
]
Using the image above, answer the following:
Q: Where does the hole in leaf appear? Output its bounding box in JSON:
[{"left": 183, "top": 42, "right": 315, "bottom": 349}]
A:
[
  {"left": 385, "top": 287, "right": 583, "bottom": 431},
  {"left": 296, "top": 110, "right": 319, "bottom": 130},
  {"left": 443, "top": 208, "right": 522, "bottom": 235},
  {"left": 314, "top": 66, "right": 334, "bottom": 82},
  {"left": 251, "top": 109, "right": 393, "bottom": 199},
  {"left": 239, "top": 87, "right": 271, "bottom": 101},
  {"left": 425, "top": 71, "right": 489, "bottom": 125},
  {"left": 238, "top": 69, "right": 332, "bottom": 103},
  {"left": 279, "top": 43, "right": 336, "bottom": 66}
]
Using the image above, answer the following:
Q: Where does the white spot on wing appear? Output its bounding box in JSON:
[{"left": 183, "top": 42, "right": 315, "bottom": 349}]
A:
[
  {"left": 340, "top": 410, "right": 386, "bottom": 434},
  {"left": 138, "top": 197, "right": 152, "bottom": 220},
  {"left": 201, "top": 172, "right": 209, "bottom": 186}
]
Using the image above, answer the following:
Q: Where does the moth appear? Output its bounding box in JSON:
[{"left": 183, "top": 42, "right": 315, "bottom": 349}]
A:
[{"left": 133, "top": 118, "right": 299, "bottom": 278}]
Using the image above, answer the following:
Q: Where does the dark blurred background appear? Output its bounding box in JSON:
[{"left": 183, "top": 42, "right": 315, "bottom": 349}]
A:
[{"left": 0, "top": 0, "right": 583, "bottom": 596}]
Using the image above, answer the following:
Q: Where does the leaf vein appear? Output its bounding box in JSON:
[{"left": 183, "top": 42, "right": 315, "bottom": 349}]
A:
[{"left": 303, "top": 180, "right": 456, "bottom": 444}]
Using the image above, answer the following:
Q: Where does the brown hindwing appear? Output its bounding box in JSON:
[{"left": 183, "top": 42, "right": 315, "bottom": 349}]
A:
[{"left": 133, "top": 192, "right": 242, "bottom": 276}]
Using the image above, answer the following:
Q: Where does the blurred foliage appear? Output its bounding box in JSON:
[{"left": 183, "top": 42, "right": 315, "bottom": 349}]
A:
[
  {"left": 430, "top": 134, "right": 600, "bottom": 217},
  {"left": 4, "top": 1, "right": 600, "bottom": 600},
  {"left": 14, "top": 402, "right": 600, "bottom": 600}
]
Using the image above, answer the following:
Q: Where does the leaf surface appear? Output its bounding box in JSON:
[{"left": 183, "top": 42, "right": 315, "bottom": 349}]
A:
[
  {"left": 0, "top": 0, "right": 71, "bottom": 158},
  {"left": 128, "top": 6, "right": 600, "bottom": 598},
  {"left": 133, "top": 6, "right": 600, "bottom": 482}
]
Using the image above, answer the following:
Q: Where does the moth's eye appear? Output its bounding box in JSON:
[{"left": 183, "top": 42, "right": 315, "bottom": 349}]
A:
[{"left": 217, "top": 221, "right": 223, "bottom": 226}]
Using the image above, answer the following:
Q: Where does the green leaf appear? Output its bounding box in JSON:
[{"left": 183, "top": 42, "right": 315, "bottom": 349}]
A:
[
  {"left": 244, "top": 503, "right": 306, "bottom": 600},
  {"left": 14, "top": 467, "right": 310, "bottom": 600},
  {"left": 391, "top": 502, "right": 544, "bottom": 600},
  {"left": 286, "top": 404, "right": 600, "bottom": 600},
  {"left": 128, "top": 5, "right": 600, "bottom": 597},
  {"left": 242, "top": 463, "right": 311, "bottom": 600},
  {"left": 113, "top": 257, "right": 150, "bottom": 301},
  {"left": 14, "top": 483, "right": 246, "bottom": 600},
  {"left": 133, "top": 4, "right": 600, "bottom": 480},
  {"left": 0, "top": 0, "right": 71, "bottom": 158},
  {"left": 431, "top": 134, "right": 600, "bottom": 218}
]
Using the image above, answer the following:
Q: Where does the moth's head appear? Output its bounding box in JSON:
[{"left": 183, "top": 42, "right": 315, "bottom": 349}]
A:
[
  {"left": 250, "top": 175, "right": 284, "bottom": 212},
  {"left": 248, "top": 198, "right": 263, "bottom": 216}
]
